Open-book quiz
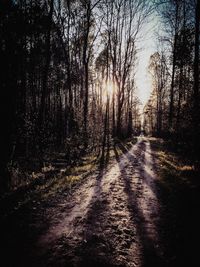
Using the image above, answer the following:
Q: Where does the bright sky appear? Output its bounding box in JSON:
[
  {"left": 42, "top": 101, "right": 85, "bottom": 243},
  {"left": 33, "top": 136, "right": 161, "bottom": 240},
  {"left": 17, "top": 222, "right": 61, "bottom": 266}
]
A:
[{"left": 135, "top": 13, "right": 159, "bottom": 108}]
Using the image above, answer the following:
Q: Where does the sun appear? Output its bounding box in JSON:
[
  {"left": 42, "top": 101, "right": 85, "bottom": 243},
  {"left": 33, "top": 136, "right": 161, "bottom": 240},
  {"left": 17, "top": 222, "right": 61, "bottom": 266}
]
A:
[
  {"left": 106, "top": 81, "right": 114, "bottom": 96},
  {"left": 102, "top": 80, "right": 115, "bottom": 102}
]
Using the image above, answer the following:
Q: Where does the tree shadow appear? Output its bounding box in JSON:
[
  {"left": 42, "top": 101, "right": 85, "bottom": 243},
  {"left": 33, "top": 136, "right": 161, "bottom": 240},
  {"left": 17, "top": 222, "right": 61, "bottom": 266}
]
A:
[
  {"left": 116, "top": 139, "right": 200, "bottom": 267},
  {"left": 148, "top": 142, "right": 200, "bottom": 267},
  {"left": 114, "top": 142, "right": 166, "bottom": 267},
  {"left": 116, "top": 141, "right": 161, "bottom": 201},
  {"left": 76, "top": 150, "right": 116, "bottom": 266},
  {"left": 55, "top": 147, "right": 115, "bottom": 267}
]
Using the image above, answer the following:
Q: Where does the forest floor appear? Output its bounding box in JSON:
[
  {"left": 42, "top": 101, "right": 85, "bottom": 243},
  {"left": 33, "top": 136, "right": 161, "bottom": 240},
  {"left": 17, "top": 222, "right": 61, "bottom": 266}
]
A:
[{"left": 1, "top": 137, "right": 200, "bottom": 267}]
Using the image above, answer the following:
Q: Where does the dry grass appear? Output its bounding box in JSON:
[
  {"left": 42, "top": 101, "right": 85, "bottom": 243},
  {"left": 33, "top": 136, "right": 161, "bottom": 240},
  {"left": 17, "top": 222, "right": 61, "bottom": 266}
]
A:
[
  {"left": 150, "top": 139, "right": 198, "bottom": 189},
  {"left": 39, "top": 155, "right": 98, "bottom": 200}
]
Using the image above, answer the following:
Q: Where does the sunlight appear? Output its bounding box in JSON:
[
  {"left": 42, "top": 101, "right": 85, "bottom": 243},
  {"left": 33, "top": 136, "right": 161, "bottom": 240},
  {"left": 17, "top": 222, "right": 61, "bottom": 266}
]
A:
[
  {"left": 102, "top": 80, "right": 115, "bottom": 103},
  {"left": 106, "top": 81, "right": 114, "bottom": 96}
]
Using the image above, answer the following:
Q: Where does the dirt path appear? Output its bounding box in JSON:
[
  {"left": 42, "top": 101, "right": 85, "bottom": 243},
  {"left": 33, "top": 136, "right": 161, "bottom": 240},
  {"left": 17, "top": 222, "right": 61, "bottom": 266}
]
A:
[{"left": 28, "top": 137, "right": 165, "bottom": 267}]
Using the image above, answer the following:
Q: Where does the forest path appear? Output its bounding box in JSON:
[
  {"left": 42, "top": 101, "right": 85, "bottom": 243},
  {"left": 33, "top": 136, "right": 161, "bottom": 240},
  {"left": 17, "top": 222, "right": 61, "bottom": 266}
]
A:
[{"left": 33, "top": 137, "right": 165, "bottom": 267}]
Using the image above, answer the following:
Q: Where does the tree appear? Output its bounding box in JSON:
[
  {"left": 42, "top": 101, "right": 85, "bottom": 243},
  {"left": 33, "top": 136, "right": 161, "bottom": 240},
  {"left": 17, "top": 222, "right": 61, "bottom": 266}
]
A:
[
  {"left": 193, "top": 0, "right": 200, "bottom": 164},
  {"left": 0, "top": 0, "right": 152, "bottom": 190},
  {"left": 148, "top": 52, "right": 169, "bottom": 136}
]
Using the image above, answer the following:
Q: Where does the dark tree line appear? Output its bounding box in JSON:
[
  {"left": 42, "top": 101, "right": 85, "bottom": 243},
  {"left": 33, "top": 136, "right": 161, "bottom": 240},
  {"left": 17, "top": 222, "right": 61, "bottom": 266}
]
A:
[
  {"left": 144, "top": 0, "right": 200, "bottom": 166},
  {"left": 0, "top": 0, "right": 152, "bottom": 191}
]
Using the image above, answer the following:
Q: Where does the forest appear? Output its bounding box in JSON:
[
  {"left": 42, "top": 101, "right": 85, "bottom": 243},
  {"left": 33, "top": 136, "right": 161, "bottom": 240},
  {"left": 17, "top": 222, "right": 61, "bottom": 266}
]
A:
[{"left": 0, "top": 0, "right": 200, "bottom": 267}]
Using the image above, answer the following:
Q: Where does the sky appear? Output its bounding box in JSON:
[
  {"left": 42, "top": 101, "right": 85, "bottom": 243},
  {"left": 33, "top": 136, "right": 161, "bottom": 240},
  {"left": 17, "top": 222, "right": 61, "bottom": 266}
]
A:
[{"left": 135, "top": 13, "right": 159, "bottom": 108}]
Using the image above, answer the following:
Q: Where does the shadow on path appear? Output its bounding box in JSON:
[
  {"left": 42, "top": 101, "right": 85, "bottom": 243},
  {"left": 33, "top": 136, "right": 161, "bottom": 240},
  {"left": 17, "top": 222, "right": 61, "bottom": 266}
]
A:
[{"left": 114, "top": 139, "right": 166, "bottom": 267}]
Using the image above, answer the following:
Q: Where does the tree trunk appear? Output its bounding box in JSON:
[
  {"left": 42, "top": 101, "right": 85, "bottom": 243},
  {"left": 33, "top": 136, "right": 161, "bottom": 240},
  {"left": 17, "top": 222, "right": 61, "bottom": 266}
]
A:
[
  {"left": 169, "top": 33, "right": 177, "bottom": 130},
  {"left": 83, "top": 2, "right": 91, "bottom": 146},
  {"left": 193, "top": 0, "right": 200, "bottom": 165},
  {"left": 38, "top": 0, "right": 54, "bottom": 137},
  {"left": 169, "top": 2, "right": 179, "bottom": 130}
]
